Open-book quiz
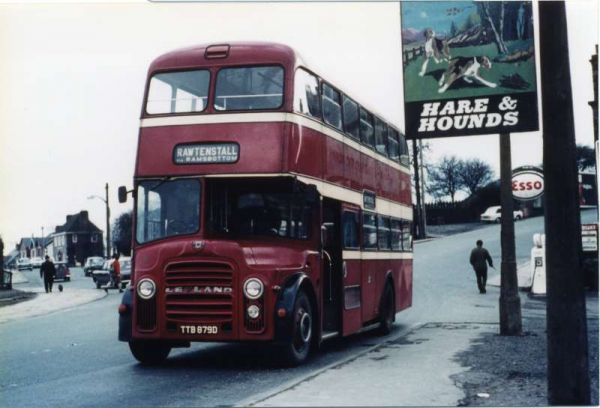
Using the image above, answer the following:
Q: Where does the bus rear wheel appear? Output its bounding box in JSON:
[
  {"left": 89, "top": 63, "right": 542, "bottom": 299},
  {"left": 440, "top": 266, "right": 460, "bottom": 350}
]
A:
[
  {"left": 129, "top": 340, "right": 171, "bottom": 365},
  {"left": 378, "top": 284, "right": 395, "bottom": 335},
  {"left": 280, "top": 290, "right": 313, "bottom": 366}
]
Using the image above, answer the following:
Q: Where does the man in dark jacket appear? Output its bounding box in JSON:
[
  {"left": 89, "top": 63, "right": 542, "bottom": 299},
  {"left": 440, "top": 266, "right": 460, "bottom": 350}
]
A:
[
  {"left": 40, "top": 255, "right": 57, "bottom": 293},
  {"left": 469, "top": 240, "right": 494, "bottom": 294}
]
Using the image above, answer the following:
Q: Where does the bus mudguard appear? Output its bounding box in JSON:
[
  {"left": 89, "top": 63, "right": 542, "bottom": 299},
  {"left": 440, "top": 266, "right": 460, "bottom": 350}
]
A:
[
  {"left": 118, "top": 289, "right": 133, "bottom": 342},
  {"left": 273, "top": 272, "right": 317, "bottom": 344}
]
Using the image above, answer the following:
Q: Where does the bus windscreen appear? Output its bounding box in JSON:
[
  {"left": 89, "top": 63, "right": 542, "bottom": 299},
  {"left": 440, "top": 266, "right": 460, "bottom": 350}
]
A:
[{"left": 136, "top": 179, "right": 201, "bottom": 244}]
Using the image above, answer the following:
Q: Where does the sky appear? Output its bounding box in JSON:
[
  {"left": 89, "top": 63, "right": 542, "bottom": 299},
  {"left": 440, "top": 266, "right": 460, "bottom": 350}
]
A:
[{"left": 0, "top": 0, "right": 597, "bottom": 251}]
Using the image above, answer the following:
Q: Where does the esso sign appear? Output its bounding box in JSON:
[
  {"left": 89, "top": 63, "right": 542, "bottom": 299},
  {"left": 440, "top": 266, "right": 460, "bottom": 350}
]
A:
[{"left": 512, "top": 168, "right": 544, "bottom": 201}]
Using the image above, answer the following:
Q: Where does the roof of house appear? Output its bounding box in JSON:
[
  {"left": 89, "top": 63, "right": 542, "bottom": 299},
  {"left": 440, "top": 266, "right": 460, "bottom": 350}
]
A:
[
  {"left": 55, "top": 210, "right": 102, "bottom": 234},
  {"left": 18, "top": 237, "right": 43, "bottom": 249}
]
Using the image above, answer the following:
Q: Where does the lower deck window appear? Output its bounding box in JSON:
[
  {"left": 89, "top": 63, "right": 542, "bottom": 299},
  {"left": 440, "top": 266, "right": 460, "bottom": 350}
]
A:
[{"left": 362, "top": 213, "right": 377, "bottom": 249}]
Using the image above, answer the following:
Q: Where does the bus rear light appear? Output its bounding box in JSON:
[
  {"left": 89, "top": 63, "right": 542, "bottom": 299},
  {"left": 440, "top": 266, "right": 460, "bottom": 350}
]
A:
[
  {"left": 118, "top": 304, "right": 128, "bottom": 314},
  {"left": 205, "top": 44, "right": 230, "bottom": 59}
]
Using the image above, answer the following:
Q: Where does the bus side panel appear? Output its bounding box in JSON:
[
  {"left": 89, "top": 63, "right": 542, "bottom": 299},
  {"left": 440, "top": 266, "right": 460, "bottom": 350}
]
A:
[
  {"left": 361, "top": 259, "right": 378, "bottom": 323},
  {"left": 288, "top": 123, "right": 323, "bottom": 178},
  {"left": 323, "top": 133, "right": 345, "bottom": 185},
  {"left": 361, "top": 153, "right": 377, "bottom": 194},
  {"left": 342, "top": 259, "right": 362, "bottom": 336},
  {"left": 401, "top": 172, "right": 412, "bottom": 206},
  {"left": 344, "top": 143, "right": 362, "bottom": 191},
  {"left": 396, "top": 259, "right": 413, "bottom": 311}
]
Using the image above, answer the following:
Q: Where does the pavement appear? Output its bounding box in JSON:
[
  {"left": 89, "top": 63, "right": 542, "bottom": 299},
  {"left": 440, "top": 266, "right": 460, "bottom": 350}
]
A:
[
  {"left": 240, "top": 262, "right": 599, "bottom": 407},
  {"left": 0, "top": 283, "right": 106, "bottom": 324}
]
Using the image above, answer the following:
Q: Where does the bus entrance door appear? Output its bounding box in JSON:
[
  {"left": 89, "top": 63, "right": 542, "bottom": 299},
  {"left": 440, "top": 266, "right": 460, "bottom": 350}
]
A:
[{"left": 321, "top": 199, "right": 342, "bottom": 336}]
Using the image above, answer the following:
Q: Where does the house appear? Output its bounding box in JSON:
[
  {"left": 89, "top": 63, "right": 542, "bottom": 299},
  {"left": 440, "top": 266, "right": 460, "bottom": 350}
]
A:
[
  {"left": 18, "top": 237, "right": 44, "bottom": 259},
  {"left": 52, "top": 210, "right": 104, "bottom": 266}
]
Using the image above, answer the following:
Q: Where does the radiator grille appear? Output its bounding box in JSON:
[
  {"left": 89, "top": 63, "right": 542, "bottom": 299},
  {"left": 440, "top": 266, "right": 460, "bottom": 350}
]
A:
[
  {"left": 164, "top": 261, "right": 234, "bottom": 323},
  {"left": 136, "top": 297, "right": 157, "bottom": 331}
]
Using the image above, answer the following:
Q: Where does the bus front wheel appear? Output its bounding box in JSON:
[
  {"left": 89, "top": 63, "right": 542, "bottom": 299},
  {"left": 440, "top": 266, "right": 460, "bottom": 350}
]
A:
[
  {"left": 280, "top": 290, "right": 313, "bottom": 366},
  {"left": 129, "top": 340, "right": 171, "bottom": 365}
]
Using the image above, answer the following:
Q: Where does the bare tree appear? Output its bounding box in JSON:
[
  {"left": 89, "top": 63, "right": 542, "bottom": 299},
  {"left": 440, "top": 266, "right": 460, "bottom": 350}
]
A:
[
  {"left": 576, "top": 144, "right": 596, "bottom": 171},
  {"left": 460, "top": 159, "right": 495, "bottom": 195},
  {"left": 427, "top": 156, "right": 464, "bottom": 203},
  {"left": 479, "top": 1, "right": 509, "bottom": 54}
]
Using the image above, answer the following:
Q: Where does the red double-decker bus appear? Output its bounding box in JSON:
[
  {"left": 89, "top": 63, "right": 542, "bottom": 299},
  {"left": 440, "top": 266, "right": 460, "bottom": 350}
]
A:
[{"left": 118, "top": 42, "right": 413, "bottom": 365}]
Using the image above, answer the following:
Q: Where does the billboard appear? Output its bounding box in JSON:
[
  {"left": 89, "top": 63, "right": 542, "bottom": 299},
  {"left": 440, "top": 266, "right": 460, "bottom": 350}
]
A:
[{"left": 401, "top": 1, "right": 539, "bottom": 139}]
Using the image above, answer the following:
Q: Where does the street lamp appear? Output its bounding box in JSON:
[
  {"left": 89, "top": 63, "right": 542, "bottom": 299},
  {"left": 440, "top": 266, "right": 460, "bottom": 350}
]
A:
[{"left": 88, "top": 182, "right": 111, "bottom": 258}]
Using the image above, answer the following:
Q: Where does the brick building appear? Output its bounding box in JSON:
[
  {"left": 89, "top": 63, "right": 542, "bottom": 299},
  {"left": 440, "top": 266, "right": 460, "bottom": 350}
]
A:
[{"left": 52, "top": 210, "right": 104, "bottom": 266}]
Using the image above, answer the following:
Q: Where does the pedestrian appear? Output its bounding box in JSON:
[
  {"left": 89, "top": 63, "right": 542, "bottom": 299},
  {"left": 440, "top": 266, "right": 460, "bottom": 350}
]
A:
[
  {"left": 469, "top": 240, "right": 494, "bottom": 294},
  {"left": 106, "top": 253, "right": 122, "bottom": 293},
  {"left": 40, "top": 255, "right": 56, "bottom": 293}
]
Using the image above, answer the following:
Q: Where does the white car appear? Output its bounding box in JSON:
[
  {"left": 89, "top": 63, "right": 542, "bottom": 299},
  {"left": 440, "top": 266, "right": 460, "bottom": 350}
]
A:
[
  {"left": 30, "top": 257, "right": 44, "bottom": 268},
  {"left": 16, "top": 258, "right": 32, "bottom": 271},
  {"left": 480, "top": 206, "right": 524, "bottom": 223}
]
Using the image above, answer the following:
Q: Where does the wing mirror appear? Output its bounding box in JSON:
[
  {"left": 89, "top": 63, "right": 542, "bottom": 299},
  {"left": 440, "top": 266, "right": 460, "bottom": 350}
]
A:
[{"left": 118, "top": 186, "right": 128, "bottom": 203}]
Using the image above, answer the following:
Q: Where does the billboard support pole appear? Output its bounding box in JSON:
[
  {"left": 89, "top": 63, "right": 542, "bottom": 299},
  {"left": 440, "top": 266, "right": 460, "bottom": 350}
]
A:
[
  {"left": 412, "top": 141, "right": 424, "bottom": 239},
  {"left": 498, "top": 132, "right": 522, "bottom": 335},
  {"left": 539, "top": 1, "right": 590, "bottom": 404}
]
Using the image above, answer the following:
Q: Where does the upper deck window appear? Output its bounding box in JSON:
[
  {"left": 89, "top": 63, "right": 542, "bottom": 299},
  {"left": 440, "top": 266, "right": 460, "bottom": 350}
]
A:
[
  {"left": 146, "top": 70, "right": 210, "bottom": 115},
  {"left": 388, "top": 128, "right": 400, "bottom": 162},
  {"left": 294, "top": 69, "right": 321, "bottom": 118},
  {"left": 215, "top": 66, "right": 283, "bottom": 111},
  {"left": 374, "top": 118, "right": 388, "bottom": 157},
  {"left": 342, "top": 96, "right": 360, "bottom": 141},
  {"left": 322, "top": 83, "right": 342, "bottom": 130},
  {"left": 399, "top": 133, "right": 410, "bottom": 166},
  {"left": 360, "top": 108, "right": 375, "bottom": 149}
]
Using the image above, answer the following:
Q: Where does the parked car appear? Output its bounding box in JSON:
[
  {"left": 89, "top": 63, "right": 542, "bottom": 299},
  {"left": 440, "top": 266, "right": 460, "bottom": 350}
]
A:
[
  {"left": 92, "top": 260, "right": 113, "bottom": 289},
  {"left": 84, "top": 256, "right": 105, "bottom": 277},
  {"left": 92, "top": 257, "right": 131, "bottom": 289},
  {"left": 480, "top": 206, "right": 524, "bottom": 223},
  {"left": 30, "top": 257, "right": 44, "bottom": 268},
  {"left": 54, "top": 261, "right": 71, "bottom": 281},
  {"left": 16, "top": 258, "right": 32, "bottom": 271}
]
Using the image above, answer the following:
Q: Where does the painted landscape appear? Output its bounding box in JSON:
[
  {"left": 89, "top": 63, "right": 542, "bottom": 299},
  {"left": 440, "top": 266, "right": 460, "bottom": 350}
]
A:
[{"left": 402, "top": 1, "right": 537, "bottom": 102}]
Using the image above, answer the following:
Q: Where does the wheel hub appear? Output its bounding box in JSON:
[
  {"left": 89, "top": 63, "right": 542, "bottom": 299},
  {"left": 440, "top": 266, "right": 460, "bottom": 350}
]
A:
[{"left": 299, "top": 311, "right": 312, "bottom": 343}]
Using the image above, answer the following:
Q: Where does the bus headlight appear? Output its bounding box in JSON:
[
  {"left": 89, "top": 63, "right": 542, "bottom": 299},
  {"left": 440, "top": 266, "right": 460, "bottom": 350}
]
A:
[
  {"left": 247, "top": 304, "right": 261, "bottom": 319},
  {"left": 243, "top": 278, "right": 264, "bottom": 299},
  {"left": 137, "top": 278, "right": 156, "bottom": 299}
]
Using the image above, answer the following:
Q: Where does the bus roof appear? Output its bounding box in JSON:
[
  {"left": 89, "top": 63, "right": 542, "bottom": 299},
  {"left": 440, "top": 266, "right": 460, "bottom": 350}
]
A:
[{"left": 148, "top": 42, "right": 300, "bottom": 73}]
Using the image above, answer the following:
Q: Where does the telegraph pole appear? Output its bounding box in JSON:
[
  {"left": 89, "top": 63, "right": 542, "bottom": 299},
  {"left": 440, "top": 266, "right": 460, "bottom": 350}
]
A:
[
  {"left": 539, "top": 2, "right": 590, "bottom": 404},
  {"left": 412, "top": 140, "right": 424, "bottom": 239},
  {"left": 418, "top": 139, "right": 427, "bottom": 237},
  {"left": 498, "top": 133, "right": 521, "bottom": 335},
  {"left": 105, "top": 183, "right": 111, "bottom": 258}
]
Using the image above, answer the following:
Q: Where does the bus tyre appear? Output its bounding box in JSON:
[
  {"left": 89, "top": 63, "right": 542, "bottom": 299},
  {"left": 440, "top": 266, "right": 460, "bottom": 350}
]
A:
[
  {"left": 129, "top": 340, "right": 171, "bottom": 365},
  {"left": 378, "top": 284, "right": 395, "bottom": 335},
  {"left": 281, "top": 291, "right": 313, "bottom": 366}
]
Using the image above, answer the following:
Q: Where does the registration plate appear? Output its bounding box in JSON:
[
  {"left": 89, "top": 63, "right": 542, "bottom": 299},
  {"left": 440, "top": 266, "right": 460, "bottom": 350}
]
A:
[{"left": 180, "top": 325, "right": 218, "bottom": 335}]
